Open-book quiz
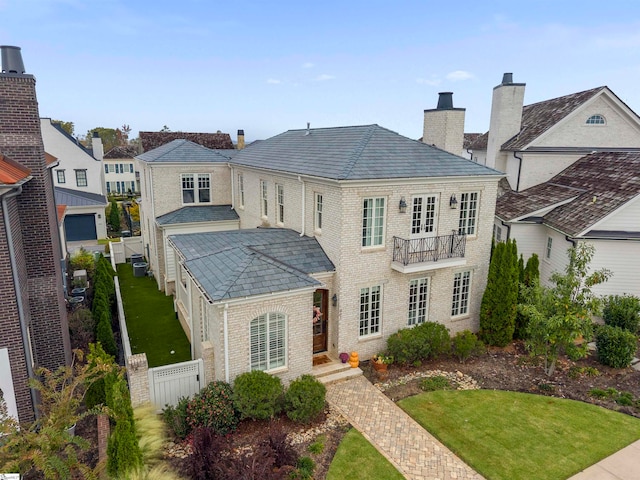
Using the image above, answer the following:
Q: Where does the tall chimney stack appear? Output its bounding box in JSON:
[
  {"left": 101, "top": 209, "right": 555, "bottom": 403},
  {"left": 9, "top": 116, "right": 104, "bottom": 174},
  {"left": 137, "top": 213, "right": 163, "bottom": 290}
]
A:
[
  {"left": 485, "top": 72, "right": 526, "bottom": 171},
  {"left": 237, "top": 129, "right": 245, "bottom": 150},
  {"left": 422, "top": 92, "right": 465, "bottom": 156},
  {"left": 1, "top": 45, "right": 26, "bottom": 74}
]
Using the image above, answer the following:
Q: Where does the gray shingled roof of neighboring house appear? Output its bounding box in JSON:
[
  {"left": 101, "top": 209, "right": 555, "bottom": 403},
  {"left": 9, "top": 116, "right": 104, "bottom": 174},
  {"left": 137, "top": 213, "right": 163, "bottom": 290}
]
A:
[
  {"left": 170, "top": 229, "right": 335, "bottom": 301},
  {"left": 496, "top": 151, "right": 640, "bottom": 236},
  {"left": 156, "top": 205, "right": 239, "bottom": 226},
  {"left": 469, "top": 87, "right": 609, "bottom": 152},
  {"left": 104, "top": 146, "right": 139, "bottom": 159},
  {"left": 54, "top": 186, "right": 107, "bottom": 207},
  {"left": 136, "top": 139, "right": 233, "bottom": 163},
  {"left": 231, "top": 125, "right": 502, "bottom": 180},
  {"left": 139, "top": 131, "right": 234, "bottom": 152}
]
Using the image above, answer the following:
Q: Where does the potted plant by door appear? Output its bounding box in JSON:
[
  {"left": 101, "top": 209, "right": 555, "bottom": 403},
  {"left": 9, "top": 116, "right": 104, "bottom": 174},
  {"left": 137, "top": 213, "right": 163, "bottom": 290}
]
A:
[{"left": 371, "top": 354, "right": 393, "bottom": 373}]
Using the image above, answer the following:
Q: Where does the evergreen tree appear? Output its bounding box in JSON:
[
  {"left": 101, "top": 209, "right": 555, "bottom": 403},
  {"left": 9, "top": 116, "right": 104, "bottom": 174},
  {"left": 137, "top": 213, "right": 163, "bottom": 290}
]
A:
[
  {"left": 107, "top": 375, "right": 143, "bottom": 478},
  {"left": 515, "top": 254, "right": 540, "bottom": 339},
  {"left": 480, "top": 239, "right": 519, "bottom": 346},
  {"left": 108, "top": 200, "right": 120, "bottom": 232}
]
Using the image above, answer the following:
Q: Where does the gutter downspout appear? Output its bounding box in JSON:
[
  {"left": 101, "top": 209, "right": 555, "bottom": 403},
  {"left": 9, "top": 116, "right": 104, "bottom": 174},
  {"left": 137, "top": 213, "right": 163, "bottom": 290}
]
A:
[
  {"left": 298, "top": 175, "right": 305, "bottom": 236},
  {"left": 500, "top": 220, "right": 512, "bottom": 241},
  {"left": 513, "top": 151, "right": 523, "bottom": 192},
  {"left": 223, "top": 303, "right": 229, "bottom": 383},
  {"left": 2, "top": 187, "right": 38, "bottom": 416},
  {"left": 565, "top": 235, "right": 577, "bottom": 247}
]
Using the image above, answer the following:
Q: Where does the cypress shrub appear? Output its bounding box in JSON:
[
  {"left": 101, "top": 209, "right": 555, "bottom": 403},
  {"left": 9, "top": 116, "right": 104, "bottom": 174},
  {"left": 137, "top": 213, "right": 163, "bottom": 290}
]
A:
[
  {"left": 108, "top": 199, "right": 121, "bottom": 232},
  {"left": 107, "top": 375, "right": 143, "bottom": 478},
  {"left": 515, "top": 254, "right": 540, "bottom": 339},
  {"left": 603, "top": 295, "right": 640, "bottom": 333},
  {"left": 96, "top": 311, "right": 117, "bottom": 356},
  {"left": 284, "top": 375, "right": 326, "bottom": 424},
  {"left": 233, "top": 370, "right": 284, "bottom": 420},
  {"left": 596, "top": 325, "right": 637, "bottom": 368}
]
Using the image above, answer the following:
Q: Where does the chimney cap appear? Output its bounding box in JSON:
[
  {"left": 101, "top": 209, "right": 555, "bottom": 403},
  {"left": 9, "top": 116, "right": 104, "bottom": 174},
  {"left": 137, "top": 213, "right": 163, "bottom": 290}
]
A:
[
  {"left": 1, "top": 45, "right": 26, "bottom": 75},
  {"left": 237, "top": 129, "right": 244, "bottom": 135},
  {"left": 92, "top": 131, "right": 100, "bottom": 138},
  {"left": 436, "top": 92, "right": 454, "bottom": 110},
  {"left": 501, "top": 72, "right": 513, "bottom": 85}
]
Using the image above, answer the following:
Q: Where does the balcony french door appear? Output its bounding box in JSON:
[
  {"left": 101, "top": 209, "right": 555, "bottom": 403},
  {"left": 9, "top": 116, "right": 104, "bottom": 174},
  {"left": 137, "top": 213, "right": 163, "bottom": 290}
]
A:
[{"left": 411, "top": 194, "right": 439, "bottom": 239}]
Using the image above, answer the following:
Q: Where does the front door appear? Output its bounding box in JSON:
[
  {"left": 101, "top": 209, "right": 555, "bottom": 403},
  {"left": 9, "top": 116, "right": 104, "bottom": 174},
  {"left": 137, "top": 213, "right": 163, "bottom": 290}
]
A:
[
  {"left": 312, "top": 289, "right": 328, "bottom": 353},
  {"left": 411, "top": 194, "right": 439, "bottom": 238}
]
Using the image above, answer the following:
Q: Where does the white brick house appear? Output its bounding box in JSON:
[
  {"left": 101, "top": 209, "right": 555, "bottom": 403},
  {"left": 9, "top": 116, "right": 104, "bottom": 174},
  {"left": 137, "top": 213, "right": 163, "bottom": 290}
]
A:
[{"left": 145, "top": 125, "right": 502, "bottom": 384}]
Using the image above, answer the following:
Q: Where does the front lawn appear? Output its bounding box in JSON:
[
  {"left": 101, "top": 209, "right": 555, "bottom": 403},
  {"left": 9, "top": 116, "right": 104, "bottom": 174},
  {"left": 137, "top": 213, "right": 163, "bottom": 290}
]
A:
[
  {"left": 117, "top": 263, "right": 191, "bottom": 367},
  {"left": 399, "top": 389, "right": 640, "bottom": 480},
  {"left": 326, "top": 428, "right": 404, "bottom": 480}
]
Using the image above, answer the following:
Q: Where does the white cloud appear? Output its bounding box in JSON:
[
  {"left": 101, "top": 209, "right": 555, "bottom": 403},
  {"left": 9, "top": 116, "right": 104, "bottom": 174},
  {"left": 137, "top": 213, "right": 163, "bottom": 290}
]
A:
[
  {"left": 266, "top": 78, "right": 282, "bottom": 84},
  {"left": 446, "top": 70, "right": 474, "bottom": 81},
  {"left": 315, "top": 74, "right": 335, "bottom": 81},
  {"left": 416, "top": 77, "right": 441, "bottom": 86},
  {"left": 302, "top": 62, "right": 314, "bottom": 69}
]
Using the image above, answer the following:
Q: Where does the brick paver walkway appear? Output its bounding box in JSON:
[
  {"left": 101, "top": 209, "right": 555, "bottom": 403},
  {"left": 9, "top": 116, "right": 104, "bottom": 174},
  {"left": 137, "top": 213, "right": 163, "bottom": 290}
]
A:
[{"left": 326, "top": 376, "right": 484, "bottom": 480}]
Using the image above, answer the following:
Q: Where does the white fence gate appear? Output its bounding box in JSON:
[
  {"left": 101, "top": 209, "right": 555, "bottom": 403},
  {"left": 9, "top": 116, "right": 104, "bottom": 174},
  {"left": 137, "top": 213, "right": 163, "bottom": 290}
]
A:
[{"left": 148, "top": 359, "right": 204, "bottom": 409}]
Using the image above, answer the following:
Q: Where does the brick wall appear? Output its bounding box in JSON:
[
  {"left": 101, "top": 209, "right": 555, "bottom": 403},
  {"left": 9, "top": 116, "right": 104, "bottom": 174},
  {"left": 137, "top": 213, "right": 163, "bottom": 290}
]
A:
[{"left": 422, "top": 109, "right": 466, "bottom": 156}]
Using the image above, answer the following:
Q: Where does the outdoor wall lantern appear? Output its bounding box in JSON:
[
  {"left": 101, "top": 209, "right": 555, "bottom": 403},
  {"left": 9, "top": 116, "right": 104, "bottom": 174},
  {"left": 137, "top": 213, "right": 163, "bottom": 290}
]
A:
[
  {"left": 449, "top": 194, "right": 458, "bottom": 209},
  {"left": 399, "top": 196, "right": 408, "bottom": 214},
  {"left": 332, "top": 293, "right": 338, "bottom": 307}
]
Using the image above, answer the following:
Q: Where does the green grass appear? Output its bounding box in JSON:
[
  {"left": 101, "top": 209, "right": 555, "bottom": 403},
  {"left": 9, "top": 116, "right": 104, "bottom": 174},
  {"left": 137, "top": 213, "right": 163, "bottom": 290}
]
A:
[
  {"left": 326, "top": 429, "right": 404, "bottom": 480},
  {"left": 117, "top": 263, "right": 191, "bottom": 367},
  {"left": 399, "top": 390, "right": 640, "bottom": 480}
]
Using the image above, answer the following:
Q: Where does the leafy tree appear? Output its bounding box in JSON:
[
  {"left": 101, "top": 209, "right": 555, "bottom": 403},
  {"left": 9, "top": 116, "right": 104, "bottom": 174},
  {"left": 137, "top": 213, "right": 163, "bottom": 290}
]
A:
[
  {"left": 479, "top": 239, "right": 519, "bottom": 346},
  {"left": 519, "top": 243, "right": 612, "bottom": 376},
  {"left": 87, "top": 127, "right": 121, "bottom": 152},
  {"left": 160, "top": 125, "right": 171, "bottom": 132},
  {"left": 52, "top": 119, "right": 74, "bottom": 136}
]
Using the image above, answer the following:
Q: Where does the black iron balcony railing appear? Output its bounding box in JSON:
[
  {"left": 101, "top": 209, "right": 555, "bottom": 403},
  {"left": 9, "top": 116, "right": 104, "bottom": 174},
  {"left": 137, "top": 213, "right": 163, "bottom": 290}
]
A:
[{"left": 392, "top": 232, "right": 466, "bottom": 266}]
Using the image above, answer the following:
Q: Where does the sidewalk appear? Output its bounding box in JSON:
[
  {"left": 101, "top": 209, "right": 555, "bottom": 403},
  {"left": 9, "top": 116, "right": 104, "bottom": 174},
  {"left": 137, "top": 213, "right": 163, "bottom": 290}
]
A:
[
  {"left": 326, "top": 376, "right": 484, "bottom": 480},
  {"left": 567, "top": 440, "right": 640, "bottom": 480}
]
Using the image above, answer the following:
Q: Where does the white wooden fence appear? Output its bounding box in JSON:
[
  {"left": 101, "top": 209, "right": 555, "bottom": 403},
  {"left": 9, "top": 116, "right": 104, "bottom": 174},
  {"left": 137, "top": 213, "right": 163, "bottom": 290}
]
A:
[
  {"left": 148, "top": 359, "right": 204, "bottom": 409},
  {"left": 109, "top": 237, "right": 144, "bottom": 265}
]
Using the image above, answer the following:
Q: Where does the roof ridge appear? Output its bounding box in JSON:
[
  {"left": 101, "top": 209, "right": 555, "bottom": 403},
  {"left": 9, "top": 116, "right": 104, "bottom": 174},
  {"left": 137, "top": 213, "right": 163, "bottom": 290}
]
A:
[
  {"left": 245, "top": 244, "right": 310, "bottom": 277},
  {"left": 524, "top": 86, "right": 606, "bottom": 109},
  {"left": 340, "top": 124, "right": 378, "bottom": 179}
]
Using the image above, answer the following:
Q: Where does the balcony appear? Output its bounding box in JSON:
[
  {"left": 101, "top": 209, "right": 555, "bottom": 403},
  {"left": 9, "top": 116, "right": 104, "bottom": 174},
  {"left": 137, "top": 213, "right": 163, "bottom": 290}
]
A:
[{"left": 392, "top": 232, "right": 467, "bottom": 273}]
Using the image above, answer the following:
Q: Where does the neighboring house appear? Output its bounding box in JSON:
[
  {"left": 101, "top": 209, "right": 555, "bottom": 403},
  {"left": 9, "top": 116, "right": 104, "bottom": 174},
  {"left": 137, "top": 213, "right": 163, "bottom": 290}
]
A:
[
  {"left": 495, "top": 151, "right": 640, "bottom": 298},
  {"left": 136, "top": 139, "right": 239, "bottom": 293},
  {"left": 103, "top": 145, "right": 139, "bottom": 195},
  {"left": 40, "top": 118, "right": 108, "bottom": 241},
  {"left": 139, "top": 130, "right": 236, "bottom": 152},
  {"left": 142, "top": 124, "right": 502, "bottom": 384},
  {"left": 0, "top": 45, "right": 71, "bottom": 423},
  {"left": 469, "top": 73, "right": 640, "bottom": 192}
]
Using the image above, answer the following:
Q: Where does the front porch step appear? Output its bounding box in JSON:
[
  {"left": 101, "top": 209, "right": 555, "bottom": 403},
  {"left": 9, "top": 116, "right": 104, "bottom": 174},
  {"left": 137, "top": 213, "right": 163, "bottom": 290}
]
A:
[{"left": 313, "top": 360, "right": 363, "bottom": 385}]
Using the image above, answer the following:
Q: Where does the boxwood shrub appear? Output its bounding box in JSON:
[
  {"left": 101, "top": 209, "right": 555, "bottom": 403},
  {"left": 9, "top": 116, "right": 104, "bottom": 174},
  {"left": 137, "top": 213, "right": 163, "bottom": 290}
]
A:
[
  {"left": 451, "top": 330, "right": 484, "bottom": 363},
  {"left": 596, "top": 324, "right": 638, "bottom": 368},
  {"left": 284, "top": 374, "right": 326, "bottom": 424},
  {"left": 386, "top": 321, "right": 450, "bottom": 366},
  {"left": 233, "top": 370, "right": 284, "bottom": 420}
]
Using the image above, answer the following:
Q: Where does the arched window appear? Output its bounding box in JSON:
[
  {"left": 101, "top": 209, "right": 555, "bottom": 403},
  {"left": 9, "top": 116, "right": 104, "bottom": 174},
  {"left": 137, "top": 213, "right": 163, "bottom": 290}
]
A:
[
  {"left": 250, "top": 313, "right": 286, "bottom": 371},
  {"left": 586, "top": 114, "right": 606, "bottom": 125}
]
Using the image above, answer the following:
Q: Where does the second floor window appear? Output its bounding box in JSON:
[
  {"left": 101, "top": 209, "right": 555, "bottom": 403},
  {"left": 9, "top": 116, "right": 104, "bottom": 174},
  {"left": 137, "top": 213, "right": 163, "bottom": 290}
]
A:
[
  {"left": 56, "top": 170, "right": 65, "bottom": 184},
  {"left": 182, "top": 173, "right": 211, "bottom": 204},
  {"left": 238, "top": 174, "right": 245, "bottom": 208},
  {"left": 260, "top": 180, "right": 268, "bottom": 217},
  {"left": 75, "top": 169, "right": 87, "bottom": 187},
  {"left": 362, "top": 197, "right": 385, "bottom": 247},
  {"left": 546, "top": 237, "right": 553, "bottom": 259},
  {"left": 458, "top": 192, "right": 478, "bottom": 236},
  {"left": 276, "top": 184, "right": 284, "bottom": 224},
  {"left": 315, "top": 193, "right": 323, "bottom": 230}
]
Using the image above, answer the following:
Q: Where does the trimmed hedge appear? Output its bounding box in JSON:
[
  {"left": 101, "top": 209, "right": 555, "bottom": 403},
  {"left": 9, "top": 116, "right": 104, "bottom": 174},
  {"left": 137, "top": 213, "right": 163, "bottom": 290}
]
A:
[
  {"left": 284, "top": 375, "right": 326, "bottom": 424},
  {"left": 386, "top": 321, "right": 450, "bottom": 366},
  {"left": 596, "top": 325, "right": 638, "bottom": 368},
  {"left": 233, "top": 370, "right": 284, "bottom": 420},
  {"left": 603, "top": 295, "right": 640, "bottom": 333}
]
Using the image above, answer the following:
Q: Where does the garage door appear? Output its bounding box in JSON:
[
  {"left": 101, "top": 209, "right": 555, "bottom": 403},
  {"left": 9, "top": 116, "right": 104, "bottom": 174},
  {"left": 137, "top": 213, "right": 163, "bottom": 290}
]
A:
[{"left": 65, "top": 214, "right": 97, "bottom": 241}]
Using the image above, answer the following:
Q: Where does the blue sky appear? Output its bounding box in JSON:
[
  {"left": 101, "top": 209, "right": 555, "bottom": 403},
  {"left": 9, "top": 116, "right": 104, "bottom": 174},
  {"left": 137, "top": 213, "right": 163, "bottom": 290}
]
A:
[{"left": 2, "top": 0, "right": 640, "bottom": 143}]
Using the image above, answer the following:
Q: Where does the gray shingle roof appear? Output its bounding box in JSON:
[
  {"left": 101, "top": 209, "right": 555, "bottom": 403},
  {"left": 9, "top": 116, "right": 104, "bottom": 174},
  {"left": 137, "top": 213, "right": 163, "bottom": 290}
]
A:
[
  {"left": 231, "top": 125, "right": 502, "bottom": 180},
  {"left": 496, "top": 151, "right": 640, "bottom": 236},
  {"left": 54, "top": 187, "right": 107, "bottom": 207},
  {"left": 156, "top": 205, "right": 239, "bottom": 226},
  {"left": 136, "top": 139, "right": 233, "bottom": 163},
  {"left": 170, "top": 229, "right": 335, "bottom": 301}
]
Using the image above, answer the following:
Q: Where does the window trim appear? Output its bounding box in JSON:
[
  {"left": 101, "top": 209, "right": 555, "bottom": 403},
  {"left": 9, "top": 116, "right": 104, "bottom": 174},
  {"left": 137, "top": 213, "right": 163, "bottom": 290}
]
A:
[
  {"left": 181, "top": 173, "right": 211, "bottom": 205},
  {"left": 260, "top": 180, "right": 268, "bottom": 218},
  {"left": 75, "top": 169, "right": 88, "bottom": 187},
  {"left": 238, "top": 173, "right": 245, "bottom": 209},
  {"left": 276, "top": 183, "right": 284, "bottom": 225},
  {"left": 250, "top": 312, "right": 287, "bottom": 371},
  {"left": 315, "top": 193, "right": 323, "bottom": 232},
  {"left": 359, "top": 284, "right": 382, "bottom": 337},
  {"left": 546, "top": 236, "right": 553, "bottom": 260},
  {"left": 458, "top": 191, "right": 479, "bottom": 236},
  {"left": 586, "top": 114, "right": 606, "bottom": 125},
  {"left": 362, "top": 197, "right": 386, "bottom": 248},
  {"left": 56, "top": 169, "right": 65, "bottom": 184},
  {"left": 408, "top": 277, "right": 430, "bottom": 326},
  {"left": 451, "top": 270, "right": 472, "bottom": 317}
]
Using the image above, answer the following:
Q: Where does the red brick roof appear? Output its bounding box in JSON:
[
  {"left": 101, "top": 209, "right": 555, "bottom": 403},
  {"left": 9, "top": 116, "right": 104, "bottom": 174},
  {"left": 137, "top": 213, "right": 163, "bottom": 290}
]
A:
[
  {"left": 0, "top": 154, "right": 31, "bottom": 184},
  {"left": 139, "top": 131, "right": 234, "bottom": 152}
]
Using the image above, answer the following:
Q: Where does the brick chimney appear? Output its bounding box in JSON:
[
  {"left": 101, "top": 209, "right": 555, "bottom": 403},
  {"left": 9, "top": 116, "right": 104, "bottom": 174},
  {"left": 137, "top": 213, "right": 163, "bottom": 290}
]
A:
[
  {"left": 0, "top": 46, "right": 71, "bottom": 376},
  {"left": 422, "top": 92, "right": 465, "bottom": 156},
  {"left": 237, "top": 129, "right": 245, "bottom": 150},
  {"left": 485, "top": 73, "right": 526, "bottom": 170}
]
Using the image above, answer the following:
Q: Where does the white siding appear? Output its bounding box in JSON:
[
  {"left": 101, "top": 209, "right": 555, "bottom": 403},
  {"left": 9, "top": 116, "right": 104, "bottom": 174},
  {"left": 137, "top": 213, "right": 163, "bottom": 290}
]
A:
[
  {"left": 508, "top": 222, "right": 546, "bottom": 263},
  {"left": 586, "top": 240, "right": 640, "bottom": 297},
  {"left": 539, "top": 228, "right": 573, "bottom": 288},
  {"left": 591, "top": 196, "right": 640, "bottom": 232}
]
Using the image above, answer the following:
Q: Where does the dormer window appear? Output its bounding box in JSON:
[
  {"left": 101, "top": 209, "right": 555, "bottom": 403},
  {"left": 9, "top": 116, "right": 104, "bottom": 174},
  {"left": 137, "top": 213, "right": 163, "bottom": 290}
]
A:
[{"left": 586, "top": 114, "right": 606, "bottom": 125}]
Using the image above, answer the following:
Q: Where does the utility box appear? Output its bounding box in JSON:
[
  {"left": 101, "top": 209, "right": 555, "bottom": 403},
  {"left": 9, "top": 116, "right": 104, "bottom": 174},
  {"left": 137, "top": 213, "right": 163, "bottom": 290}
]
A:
[{"left": 73, "top": 269, "right": 87, "bottom": 287}]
